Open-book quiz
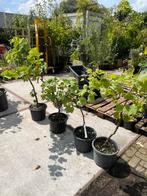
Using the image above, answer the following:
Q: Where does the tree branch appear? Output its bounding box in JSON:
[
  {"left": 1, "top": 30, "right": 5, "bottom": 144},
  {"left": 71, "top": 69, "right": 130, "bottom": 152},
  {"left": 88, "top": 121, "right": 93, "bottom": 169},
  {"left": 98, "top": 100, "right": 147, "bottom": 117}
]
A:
[{"left": 28, "top": 77, "right": 39, "bottom": 106}]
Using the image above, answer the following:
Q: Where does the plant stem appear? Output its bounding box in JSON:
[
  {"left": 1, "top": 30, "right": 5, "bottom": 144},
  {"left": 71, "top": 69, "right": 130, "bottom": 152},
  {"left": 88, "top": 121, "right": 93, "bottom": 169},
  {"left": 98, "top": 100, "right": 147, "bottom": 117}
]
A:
[
  {"left": 80, "top": 108, "right": 88, "bottom": 138},
  {"left": 28, "top": 77, "right": 39, "bottom": 106},
  {"left": 102, "top": 97, "right": 130, "bottom": 148},
  {"left": 107, "top": 120, "right": 121, "bottom": 141},
  {"left": 58, "top": 107, "right": 61, "bottom": 114}
]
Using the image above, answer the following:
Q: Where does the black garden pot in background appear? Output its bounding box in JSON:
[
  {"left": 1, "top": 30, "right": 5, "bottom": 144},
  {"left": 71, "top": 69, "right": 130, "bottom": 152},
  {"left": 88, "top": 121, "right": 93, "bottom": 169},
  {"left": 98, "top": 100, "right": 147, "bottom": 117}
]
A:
[
  {"left": 69, "top": 65, "right": 88, "bottom": 88},
  {"left": 144, "top": 104, "right": 147, "bottom": 118},
  {"left": 123, "top": 120, "right": 137, "bottom": 131},
  {"left": 0, "top": 88, "right": 8, "bottom": 112},
  {"left": 29, "top": 103, "right": 47, "bottom": 121},
  {"left": 73, "top": 126, "right": 96, "bottom": 153},
  {"left": 48, "top": 112, "right": 68, "bottom": 134},
  {"left": 92, "top": 137, "right": 119, "bottom": 169}
]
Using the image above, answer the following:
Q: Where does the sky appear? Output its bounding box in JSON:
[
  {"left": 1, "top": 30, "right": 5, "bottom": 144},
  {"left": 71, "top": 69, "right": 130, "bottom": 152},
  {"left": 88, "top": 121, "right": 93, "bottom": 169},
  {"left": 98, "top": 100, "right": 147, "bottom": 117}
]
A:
[{"left": 0, "top": 0, "right": 147, "bottom": 14}]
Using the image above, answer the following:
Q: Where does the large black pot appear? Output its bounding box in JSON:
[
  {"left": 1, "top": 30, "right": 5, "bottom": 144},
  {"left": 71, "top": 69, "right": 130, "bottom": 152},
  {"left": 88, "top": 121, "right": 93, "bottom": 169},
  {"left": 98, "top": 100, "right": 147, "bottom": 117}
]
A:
[
  {"left": 69, "top": 65, "right": 101, "bottom": 98},
  {"left": 29, "top": 103, "right": 47, "bottom": 121},
  {"left": 69, "top": 65, "right": 88, "bottom": 88},
  {"left": 144, "top": 104, "right": 147, "bottom": 118},
  {"left": 48, "top": 112, "right": 68, "bottom": 134},
  {"left": 92, "top": 137, "right": 119, "bottom": 169},
  {"left": 73, "top": 126, "right": 96, "bottom": 153},
  {"left": 0, "top": 88, "right": 8, "bottom": 112},
  {"left": 123, "top": 120, "right": 137, "bottom": 131}
]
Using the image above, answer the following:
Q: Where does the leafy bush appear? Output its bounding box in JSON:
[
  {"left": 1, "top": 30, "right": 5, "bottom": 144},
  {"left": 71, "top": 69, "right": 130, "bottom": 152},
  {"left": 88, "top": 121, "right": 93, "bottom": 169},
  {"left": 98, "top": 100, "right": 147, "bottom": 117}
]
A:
[
  {"left": 1, "top": 37, "right": 46, "bottom": 106},
  {"left": 83, "top": 68, "right": 146, "bottom": 141},
  {"left": 41, "top": 77, "right": 78, "bottom": 113}
]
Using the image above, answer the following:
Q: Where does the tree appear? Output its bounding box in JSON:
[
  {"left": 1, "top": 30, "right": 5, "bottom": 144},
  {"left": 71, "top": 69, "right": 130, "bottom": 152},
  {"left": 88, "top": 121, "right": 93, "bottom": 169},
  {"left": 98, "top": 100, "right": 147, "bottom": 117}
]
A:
[
  {"left": 2, "top": 37, "right": 46, "bottom": 106},
  {"left": 60, "top": 0, "right": 77, "bottom": 13},
  {"left": 60, "top": 0, "right": 103, "bottom": 14},
  {"left": 115, "top": 0, "right": 132, "bottom": 21},
  {"left": 30, "top": 0, "right": 54, "bottom": 19}
]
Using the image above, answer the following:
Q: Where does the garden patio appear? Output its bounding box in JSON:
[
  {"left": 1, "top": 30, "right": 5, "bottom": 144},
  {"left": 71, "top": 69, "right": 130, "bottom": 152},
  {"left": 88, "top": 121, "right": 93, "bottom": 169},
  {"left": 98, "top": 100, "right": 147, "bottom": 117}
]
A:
[
  {"left": 0, "top": 0, "right": 147, "bottom": 195},
  {"left": 0, "top": 76, "right": 142, "bottom": 196}
]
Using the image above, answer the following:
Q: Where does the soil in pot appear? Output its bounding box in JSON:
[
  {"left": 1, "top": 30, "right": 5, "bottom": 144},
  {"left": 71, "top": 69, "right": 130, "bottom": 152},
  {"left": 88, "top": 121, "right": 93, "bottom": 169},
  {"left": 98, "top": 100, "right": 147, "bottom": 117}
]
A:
[
  {"left": 94, "top": 138, "right": 117, "bottom": 154},
  {"left": 48, "top": 112, "right": 68, "bottom": 134},
  {"left": 0, "top": 88, "right": 8, "bottom": 112},
  {"left": 29, "top": 103, "right": 47, "bottom": 121},
  {"left": 92, "top": 137, "right": 118, "bottom": 169},
  {"left": 74, "top": 126, "right": 96, "bottom": 153}
]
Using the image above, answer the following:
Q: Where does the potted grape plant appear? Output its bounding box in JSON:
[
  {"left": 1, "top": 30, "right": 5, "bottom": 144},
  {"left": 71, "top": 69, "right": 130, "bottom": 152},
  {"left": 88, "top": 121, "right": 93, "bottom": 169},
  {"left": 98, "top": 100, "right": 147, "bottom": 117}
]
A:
[
  {"left": 85, "top": 68, "right": 145, "bottom": 168},
  {"left": 41, "top": 77, "right": 77, "bottom": 134},
  {"left": 72, "top": 69, "right": 102, "bottom": 153},
  {"left": 2, "top": 37, "right": 47, "bottom": 121}
]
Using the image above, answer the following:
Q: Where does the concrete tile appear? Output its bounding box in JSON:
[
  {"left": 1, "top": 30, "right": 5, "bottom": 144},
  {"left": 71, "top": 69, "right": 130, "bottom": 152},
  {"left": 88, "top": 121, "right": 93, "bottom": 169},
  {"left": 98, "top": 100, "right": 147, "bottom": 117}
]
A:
[
  {"left": 140, "top": 160, "right": 147, "bottom": 169},
  {"left": 135, "top": 165, "right": 145, "bottom": 174},
  {"left": 136, "top": 152, "right": 147, "bottom": 162},
  {"left": 0, "top": 91, "right": 29, "bottom": 118},
  {"left": 0, "top": 108, "right": 137, "bottom": 196},
  {"left": 3, "top": 80, "right": 43, "bottom": 104},
  {"left": 139, "top": 148, "right": 147, "bottom": 155},
  {"left": 125, "top": 147, "right": 137, "bottom": 158}
]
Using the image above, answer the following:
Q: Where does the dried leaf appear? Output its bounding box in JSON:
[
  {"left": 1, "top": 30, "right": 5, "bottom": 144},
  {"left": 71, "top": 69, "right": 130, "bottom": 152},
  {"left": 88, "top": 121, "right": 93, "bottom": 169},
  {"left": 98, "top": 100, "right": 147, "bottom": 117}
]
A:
[
  {"left": 33, "top": 165, "right": 41, "bottom": 170},
  {"left": 35, "top": 138, "right": 40, "bottom": 141}
]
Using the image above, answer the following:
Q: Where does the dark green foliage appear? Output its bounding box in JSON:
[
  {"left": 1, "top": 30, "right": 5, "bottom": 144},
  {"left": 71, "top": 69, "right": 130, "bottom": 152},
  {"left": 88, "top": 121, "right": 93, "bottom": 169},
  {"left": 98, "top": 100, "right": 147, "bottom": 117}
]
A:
[
  {"left": 114, "top": 0, "right": 132, "bottom": 21},
  {"left": 60, "top": 0, "right": 77, "bottom": 13}
]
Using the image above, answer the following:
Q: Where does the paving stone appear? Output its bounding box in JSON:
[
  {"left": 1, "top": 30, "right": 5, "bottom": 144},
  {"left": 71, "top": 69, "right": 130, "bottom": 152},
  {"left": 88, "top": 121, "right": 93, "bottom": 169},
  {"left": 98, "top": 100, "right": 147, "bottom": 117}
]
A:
[
  {"left": 125, "top": 147, "right": 137, "bottom": 157},
  {"left": 135, "top": 152, "right": 147, "bottom": 162},
  {"left": 129, "top": 156, "right": 140, "bottom": 168},
  {"left": 121, "top": 154, "right": 130, "bottom": 162},
  {"left": 136, "top": 141, "right": 144, "bottom": 148},
  {"left": 140, "top": 160, "right": 147, "bottom": 169},
  {"left": 145, "top": 170, "right": 147, "bottom": 177},
  {"left": 139, "top": 148, "right": 147, "bottom": 155},
  {"left": 135, "top": 165, "right": 145, "bottom": 174},
  {"left": 137, "top": 136, "right": 147, "bottom": 144},
  {"left": 132, "top": 142, "right": 141, "bottom": 150},
  {"left": 143, "top": 141, "right": 147, "bottom": 150}
]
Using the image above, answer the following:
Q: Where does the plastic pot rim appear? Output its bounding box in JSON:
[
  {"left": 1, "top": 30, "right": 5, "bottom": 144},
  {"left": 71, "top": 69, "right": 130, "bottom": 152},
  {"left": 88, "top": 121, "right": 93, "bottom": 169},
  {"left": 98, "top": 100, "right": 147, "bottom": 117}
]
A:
[
  {"left": 0, "top": 88, "right": 6, "bottom": 95},
  {"left": 48, "top": 112, "right": 68, "bottom": 122},
  {"left": 92, "top": 136, "right": 119, "bottom": 156},
  {"left": 29, "top": 103, "right": 47, "bottom": 111},
  {"left": 73, "top": 126, "right": 97, "bottom": 142}
]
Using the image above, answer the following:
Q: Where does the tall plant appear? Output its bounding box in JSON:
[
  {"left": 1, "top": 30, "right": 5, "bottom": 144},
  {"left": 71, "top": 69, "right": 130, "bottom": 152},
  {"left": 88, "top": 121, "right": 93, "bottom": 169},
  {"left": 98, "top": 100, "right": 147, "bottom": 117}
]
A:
[
  {"left": 2, "top": 37, "right": 46, "bottom": 106},
  {"left": 73, "top": 69, "right": 104, "bottom": 138},
  {"left": 85, "top": 68, "right": 146, "bottom": 143}
]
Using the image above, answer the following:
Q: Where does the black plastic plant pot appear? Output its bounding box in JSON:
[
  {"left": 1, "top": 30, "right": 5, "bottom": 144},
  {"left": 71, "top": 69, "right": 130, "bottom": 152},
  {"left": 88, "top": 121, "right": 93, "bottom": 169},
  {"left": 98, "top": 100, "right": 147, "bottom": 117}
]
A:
[
  {"left": 29, "top": 103, "right": 47, "bottom": 121},
  {"left": 92, "top": 137, "right": 119, "bottom": 169},
  {"left": 69, "top": 65, "right": 88, "bottom": 88},
  {"left": 0, "top": 88, "right": 8, "bottom": 112},
  {"left": 48, "top": 112, "right": 68, "bottom": 134},
  {"left": 144, "top": 104, "right": 147, "bottom": 118},
  {"left": 73, "top": 126, "right": 97, "bottom": 153},
  {"left": 123, "top": 120, "right": 137, "bottom": 131}
]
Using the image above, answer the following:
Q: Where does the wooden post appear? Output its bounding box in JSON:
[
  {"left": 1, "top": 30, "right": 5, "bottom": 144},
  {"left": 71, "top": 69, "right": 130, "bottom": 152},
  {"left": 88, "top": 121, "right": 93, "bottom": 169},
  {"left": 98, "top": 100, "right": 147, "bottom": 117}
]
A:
[
  {"left": 43, "top": 19, "right": 48, "bottom": 69},
  {"left": 34, "top": 17, "right": 39, "bottom": 51},
  {"left": 27, "top": 25, "right": 31, "bottom": 47}
]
